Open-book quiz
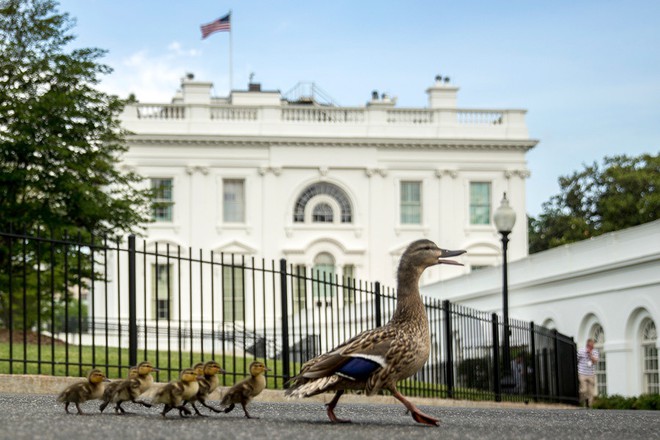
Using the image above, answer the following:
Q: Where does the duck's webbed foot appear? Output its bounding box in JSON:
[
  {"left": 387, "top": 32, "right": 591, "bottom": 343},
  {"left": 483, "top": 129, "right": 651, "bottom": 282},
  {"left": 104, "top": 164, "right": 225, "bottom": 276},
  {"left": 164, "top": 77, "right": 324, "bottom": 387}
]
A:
[
  {"left": 325, "top": 390, "right": 351, "bottom": 423},
  {"left": 391, "top": 388, "right": 440, "bottom": 427}
]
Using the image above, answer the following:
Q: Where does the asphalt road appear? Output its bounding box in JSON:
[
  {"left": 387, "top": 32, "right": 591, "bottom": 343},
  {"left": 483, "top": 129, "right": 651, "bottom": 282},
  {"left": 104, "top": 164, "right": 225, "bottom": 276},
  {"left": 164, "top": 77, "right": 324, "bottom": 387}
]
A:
[{"left": 1, "top": 393, "right": 658, "bottom": 440}]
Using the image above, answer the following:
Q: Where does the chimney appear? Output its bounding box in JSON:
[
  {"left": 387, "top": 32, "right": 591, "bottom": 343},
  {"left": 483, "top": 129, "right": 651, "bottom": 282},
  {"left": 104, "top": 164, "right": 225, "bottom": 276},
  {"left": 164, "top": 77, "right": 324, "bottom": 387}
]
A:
[
  {"left": 248, "top": 82, "right": 262, "bottom": 92},
  {"left": 426, "top": 75, "right": 459, "bottom": 108}
]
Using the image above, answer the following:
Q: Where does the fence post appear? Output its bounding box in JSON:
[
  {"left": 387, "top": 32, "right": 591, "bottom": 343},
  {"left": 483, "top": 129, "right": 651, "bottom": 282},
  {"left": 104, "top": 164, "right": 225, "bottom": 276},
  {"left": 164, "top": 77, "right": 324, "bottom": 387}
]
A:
[
  {"left": 571, "top": 336, "right": 579, "bottom": 404},
  {"left": 443, "top": 300, "right": 454, "bottom": 398},
  {"left": 374, "top": 282, "right": 382, "bottom": 328},
  {"left": 279, "top": 259, "right": 291, "bottom": 386},
  {"left": 128, "top": 235, "right": 138, "bottom": 368},
  {"left": 529, "top": 321, "right": 538, "bottom": 402},
  {"left": 553, "top": 329, "right": 561, "bottom": 402},
  {"left": 492, "top": 313, "right": 501, "bottom": 402}
]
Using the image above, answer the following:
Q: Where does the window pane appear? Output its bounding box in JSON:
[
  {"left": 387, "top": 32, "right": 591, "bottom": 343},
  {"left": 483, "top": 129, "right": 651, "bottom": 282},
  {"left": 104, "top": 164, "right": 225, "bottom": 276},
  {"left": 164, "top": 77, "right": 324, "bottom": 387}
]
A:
[
  {"left": 223, "top": 265, "right": 245, "bottom": 321},
  {"left": 342, "top": 264, "right": 355, "bottom": 305},
  {"left": 292, "top": 265, "right": 307, "bottom": 313},
  {"left": 313, "top": 253, "right": 335, "bottom": 303},
  {"left": 152, "top": 263, "right": 172, "bottom": 320},
  {"left": 400, "top": 181, "right": 421, "bottom": 224},
  {"left": 293, "top": 182, "right": 352, "bottom": 223},
  {"left": 312, "top": 203, "right": 334, "bottom": 222},
  {"left": 151, "top": 178, "right": 173, "bottom": 222},
  {"left": 223, "top": 179, "right": 245, "bottom": 223},
  {"left": 470, "top": 182, "right": 491, "bottom": 225}
]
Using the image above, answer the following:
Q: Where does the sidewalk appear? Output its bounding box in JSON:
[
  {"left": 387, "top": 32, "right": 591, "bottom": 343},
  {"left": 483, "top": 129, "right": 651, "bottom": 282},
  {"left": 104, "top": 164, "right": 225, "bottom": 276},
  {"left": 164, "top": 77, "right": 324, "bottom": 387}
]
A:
[{"left": 0, "top": 373, "right": 572, "bottom": 409}]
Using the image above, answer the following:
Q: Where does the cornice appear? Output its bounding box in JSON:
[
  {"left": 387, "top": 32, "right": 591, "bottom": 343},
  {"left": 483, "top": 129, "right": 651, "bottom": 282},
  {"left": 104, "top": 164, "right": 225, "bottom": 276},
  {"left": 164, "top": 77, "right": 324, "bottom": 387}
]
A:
[{"left": 126, "top": 134, "right": 539, "bottom": 151}]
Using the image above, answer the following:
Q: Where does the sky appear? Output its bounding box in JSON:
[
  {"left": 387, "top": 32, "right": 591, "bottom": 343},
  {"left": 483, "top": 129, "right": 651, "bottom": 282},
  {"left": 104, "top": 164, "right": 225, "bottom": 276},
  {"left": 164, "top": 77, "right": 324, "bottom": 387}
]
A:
[{"left": 57, "top": 0, "right": 660, "bottom": 217}]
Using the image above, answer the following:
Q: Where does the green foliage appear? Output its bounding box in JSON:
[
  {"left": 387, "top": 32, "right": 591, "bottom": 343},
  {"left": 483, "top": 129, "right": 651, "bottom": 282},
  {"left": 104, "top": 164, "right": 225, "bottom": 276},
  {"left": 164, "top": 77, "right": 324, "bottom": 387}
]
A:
[
  {"left": 0, "top": 0, "right": 153, "bottom": 328},
  {"left": 529, "top": 153, "right": 660, "bottom": 253},
  {"left": 457, "top": 357, "right": 491, "bottom": 390},
  {"left": 592, "top": 393, "right": 660, "bottom": 410},
  {"left": 0, "top": 0, "right": 153, "bottom": 237}
]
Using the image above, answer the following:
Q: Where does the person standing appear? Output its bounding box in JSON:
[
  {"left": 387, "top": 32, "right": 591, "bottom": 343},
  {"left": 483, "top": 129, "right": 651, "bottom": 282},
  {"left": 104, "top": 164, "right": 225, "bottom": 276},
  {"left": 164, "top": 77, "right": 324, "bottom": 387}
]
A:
[{"left": 577, "top": 338, "right": 600, "bottom": 407}]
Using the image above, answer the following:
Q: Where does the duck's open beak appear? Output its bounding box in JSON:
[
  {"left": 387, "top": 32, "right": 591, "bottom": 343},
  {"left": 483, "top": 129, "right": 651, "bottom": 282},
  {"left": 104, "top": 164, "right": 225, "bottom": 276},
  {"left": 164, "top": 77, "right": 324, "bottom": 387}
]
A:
[{"left": 438, "top": 249, "right": 466, "bottom": 266}]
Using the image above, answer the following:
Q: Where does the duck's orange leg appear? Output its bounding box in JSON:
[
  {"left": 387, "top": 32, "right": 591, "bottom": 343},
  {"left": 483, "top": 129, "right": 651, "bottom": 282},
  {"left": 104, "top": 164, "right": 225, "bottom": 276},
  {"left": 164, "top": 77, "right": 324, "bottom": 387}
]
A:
[
  {"left": 326, "top": 390, "right": 351, "bottom": 423},
  {"left": 391, "top": 388, "right": 440, "bottom": 426}
]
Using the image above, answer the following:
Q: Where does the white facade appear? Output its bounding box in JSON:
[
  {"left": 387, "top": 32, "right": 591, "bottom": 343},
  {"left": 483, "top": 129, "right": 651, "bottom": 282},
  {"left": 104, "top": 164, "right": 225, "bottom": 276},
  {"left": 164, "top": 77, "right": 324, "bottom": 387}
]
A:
[
  {"left": 422, "top": 220, "right": 660, "bottom": 397},
  {"left": 119, "top": 75, "right": 537, "bottom": 289}
]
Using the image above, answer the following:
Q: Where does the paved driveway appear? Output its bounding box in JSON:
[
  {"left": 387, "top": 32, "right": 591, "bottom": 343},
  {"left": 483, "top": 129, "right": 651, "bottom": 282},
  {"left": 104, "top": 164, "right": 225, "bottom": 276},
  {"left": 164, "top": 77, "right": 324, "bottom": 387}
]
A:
[{"left": 1, "top": 393, "right": 658, "bottom": 440}]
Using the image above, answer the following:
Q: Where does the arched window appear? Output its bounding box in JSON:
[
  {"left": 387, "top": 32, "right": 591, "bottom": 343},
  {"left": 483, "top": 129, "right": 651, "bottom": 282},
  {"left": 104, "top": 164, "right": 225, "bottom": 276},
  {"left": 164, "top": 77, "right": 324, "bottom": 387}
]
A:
[
  {"left": 641, "top": 320, "right": 658, "bottom": 394},
  {"left": 293, "top": 182, "right": 352, "bottom": 223},
  {"left": 312, "top": 202, "right": 334, "bottom": 223},
  {"left": 590, "top": 324, "right": 607, "bottom": 396}
]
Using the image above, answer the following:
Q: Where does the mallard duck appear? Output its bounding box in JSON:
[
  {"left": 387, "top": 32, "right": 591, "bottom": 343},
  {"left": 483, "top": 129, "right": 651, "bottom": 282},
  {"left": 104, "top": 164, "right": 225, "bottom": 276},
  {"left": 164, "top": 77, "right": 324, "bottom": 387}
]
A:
[
  {"left": 220, "top": 361, "right": 270, "bottom": 419},
  {"left": 187, "top": 360, "right": 226, "bottom": 416},
  {"left": 57, "top": 369, "right": 109, "bottom": 415},
  {"left": 153, "top": 368, "right": 200, "bottom": 417},
  {"left": 99, "top": 367, "right": 153, "bottom": 414},
  {"left": 285, "top": 239, "right": 465, "bottom": 426}
]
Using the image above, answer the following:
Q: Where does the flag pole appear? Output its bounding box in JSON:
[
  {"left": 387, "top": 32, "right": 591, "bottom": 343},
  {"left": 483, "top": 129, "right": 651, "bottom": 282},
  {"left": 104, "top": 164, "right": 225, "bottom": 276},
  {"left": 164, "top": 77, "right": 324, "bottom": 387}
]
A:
[{"left": 229, "top": 9, "right": 233, "bottom": 92}]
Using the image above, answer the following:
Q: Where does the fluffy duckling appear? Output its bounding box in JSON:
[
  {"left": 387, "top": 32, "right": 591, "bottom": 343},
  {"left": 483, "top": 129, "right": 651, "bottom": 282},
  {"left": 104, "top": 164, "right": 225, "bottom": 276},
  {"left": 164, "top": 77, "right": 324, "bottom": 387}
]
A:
[
  {"left": 57, "top": 369, "right": 109, "bottom": 415},
  {"left": 134, "top": 360, "right": 158, "bottom": 393},
  {"left": 187, "top": 360, "right": 226, "bottom": 416},
  {"left": 221, "top": 361, "right": 270, "bottom": 419},
  {"left": 99, "top": 367, "right": 153, "bottom": 414},
  {"left": 285, "top": 239, "right": 465, "bottom": 426},
  {"left": 154, "top": 368, "right": 200, "bottom": 418}
]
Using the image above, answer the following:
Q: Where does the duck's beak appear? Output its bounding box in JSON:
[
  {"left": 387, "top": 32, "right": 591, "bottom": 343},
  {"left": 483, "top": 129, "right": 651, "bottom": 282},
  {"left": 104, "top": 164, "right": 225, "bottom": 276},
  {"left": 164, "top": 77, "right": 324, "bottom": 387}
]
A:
[
  {"left": 438, "top": 249, "right": 466, "bottom": 266},
  {"left": 103, "top": 378, "right": 111, "bottom": 382},
  {"left": 264, "top": 367, "right": 271, "bottom": 371},
  {"left": 219, "top": 368, "right": 227, "bottom": 374}
]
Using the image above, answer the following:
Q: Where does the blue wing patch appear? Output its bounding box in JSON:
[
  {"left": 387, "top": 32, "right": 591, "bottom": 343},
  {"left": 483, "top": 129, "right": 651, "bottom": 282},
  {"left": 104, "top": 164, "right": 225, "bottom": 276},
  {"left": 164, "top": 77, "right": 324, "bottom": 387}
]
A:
[{"left": 336, "top": 357, "right": 381, "bottom": 381}]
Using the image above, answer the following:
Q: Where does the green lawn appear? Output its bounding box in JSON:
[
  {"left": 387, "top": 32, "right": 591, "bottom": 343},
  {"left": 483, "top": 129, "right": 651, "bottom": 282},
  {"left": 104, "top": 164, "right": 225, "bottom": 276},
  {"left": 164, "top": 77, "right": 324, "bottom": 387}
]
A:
[{"left": 0, "top": 341, "right": 293, "bottom": 389}]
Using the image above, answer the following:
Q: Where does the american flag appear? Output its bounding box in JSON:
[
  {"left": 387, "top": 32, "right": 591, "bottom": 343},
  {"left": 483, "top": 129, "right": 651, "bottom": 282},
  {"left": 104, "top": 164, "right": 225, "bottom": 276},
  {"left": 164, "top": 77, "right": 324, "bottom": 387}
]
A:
[{"left": 200, "top": 13, "right": 231, "bottom": 39}]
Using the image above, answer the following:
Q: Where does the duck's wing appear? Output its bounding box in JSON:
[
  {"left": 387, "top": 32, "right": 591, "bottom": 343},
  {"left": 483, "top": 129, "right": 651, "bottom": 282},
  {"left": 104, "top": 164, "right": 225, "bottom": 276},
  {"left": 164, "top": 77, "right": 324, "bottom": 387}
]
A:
[
  {"left": 58, "top": 382, "right": 92, "bottom": 402},
  {"left": 298, "top": 326, "right": 396, "bottom": 381}
]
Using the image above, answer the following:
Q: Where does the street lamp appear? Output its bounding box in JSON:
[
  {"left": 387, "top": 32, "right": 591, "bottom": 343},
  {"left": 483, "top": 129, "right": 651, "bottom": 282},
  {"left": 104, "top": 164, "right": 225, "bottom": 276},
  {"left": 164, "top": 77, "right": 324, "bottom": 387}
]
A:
[{"left": 494, "top": 192, "right": 516, "bottom": 377}]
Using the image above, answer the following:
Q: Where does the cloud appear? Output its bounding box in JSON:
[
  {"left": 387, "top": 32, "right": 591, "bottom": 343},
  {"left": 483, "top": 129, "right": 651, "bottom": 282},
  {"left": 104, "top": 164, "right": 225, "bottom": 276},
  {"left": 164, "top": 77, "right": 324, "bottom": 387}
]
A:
[{"left": 98, "top": 43, "right": 202, "bottom": 102}]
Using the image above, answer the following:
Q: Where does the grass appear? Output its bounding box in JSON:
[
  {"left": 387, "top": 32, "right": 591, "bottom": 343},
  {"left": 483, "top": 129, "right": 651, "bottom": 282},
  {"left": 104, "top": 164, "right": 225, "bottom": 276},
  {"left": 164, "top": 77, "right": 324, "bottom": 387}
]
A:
[{"left": 0, "top": 341, "right": 293, "bottom": 389}]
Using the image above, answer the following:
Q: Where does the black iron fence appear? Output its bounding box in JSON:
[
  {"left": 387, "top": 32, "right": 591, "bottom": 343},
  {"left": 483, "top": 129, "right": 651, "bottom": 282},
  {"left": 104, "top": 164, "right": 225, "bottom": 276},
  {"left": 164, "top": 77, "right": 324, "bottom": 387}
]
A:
[{"left": 0, "top": 230, "right": 579, "bottom": 404}]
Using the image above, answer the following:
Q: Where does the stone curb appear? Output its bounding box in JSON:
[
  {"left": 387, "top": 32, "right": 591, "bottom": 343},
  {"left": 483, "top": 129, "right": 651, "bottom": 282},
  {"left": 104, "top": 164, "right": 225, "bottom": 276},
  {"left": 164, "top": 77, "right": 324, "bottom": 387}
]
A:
[{"left": 0, "top": 374, "right": 572, "bottom": 410}]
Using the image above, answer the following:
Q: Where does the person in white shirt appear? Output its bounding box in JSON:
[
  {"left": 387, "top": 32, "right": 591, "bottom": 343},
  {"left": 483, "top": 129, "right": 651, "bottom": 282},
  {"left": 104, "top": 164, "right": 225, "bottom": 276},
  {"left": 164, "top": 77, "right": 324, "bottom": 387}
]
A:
[{"left": 577, "top": 338, "right": 600, "bottom": 407}]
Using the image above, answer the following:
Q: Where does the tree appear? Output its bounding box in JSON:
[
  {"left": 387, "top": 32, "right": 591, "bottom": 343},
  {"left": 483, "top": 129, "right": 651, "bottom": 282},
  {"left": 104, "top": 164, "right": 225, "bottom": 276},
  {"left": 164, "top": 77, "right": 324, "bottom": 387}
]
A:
[
  {"left": 529, "top": 153, "right": 660, "bottom": 253},
  {"left": 0, "top": 0, "right": 153, "bottom": 329}
]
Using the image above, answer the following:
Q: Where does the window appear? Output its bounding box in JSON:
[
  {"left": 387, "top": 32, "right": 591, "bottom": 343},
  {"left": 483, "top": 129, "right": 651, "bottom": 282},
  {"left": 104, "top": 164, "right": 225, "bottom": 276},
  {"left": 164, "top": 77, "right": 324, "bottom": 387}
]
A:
[
  {"left": 291, "top": 265, "right": 307, "bottom": 313},
  {"left": 293, "top": 182, "right": 352, "bottom": 223},
  {"left": 152, "top": 178, "right": 173, "bottom": 222},
  {"left": 312, "top": 203, "right": 334, "bottom": 223},
  {"left": 400, "top": 181, "right": 422, "bottom": 224},
  {"left": 223, "top": 264, "right": 245, "bottom": 322},
  {"left": 342, "top": 264, "right": 355, "bottom": 305},
  {"left": 152, "top": 264, "right": 172, "bottom": 320},
  {"left": 312, "top": 253, "right": 335, "bottom": 307},
  {"left": 642, "top": 320, "right": 658, "bottom": 394},
  {"left": 591, "top": 324, "right": 607, "bottom": 396},
  {"left": 223, "top": 179, "right": 245, "bottom": 223},
  {"left": 470, "top": 182, "right": 491, "bottom": 225}
]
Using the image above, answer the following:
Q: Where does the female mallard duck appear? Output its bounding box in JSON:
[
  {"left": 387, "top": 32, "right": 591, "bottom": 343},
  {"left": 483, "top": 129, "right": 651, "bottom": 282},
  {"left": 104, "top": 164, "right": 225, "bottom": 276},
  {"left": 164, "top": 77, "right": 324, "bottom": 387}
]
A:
[
  {"left": 187, "top": 360, "right": 226, "bottom": 416},
  {"left": 99, "top": 367, "right": 153, "bottom": 414},
  {"left": 57, "top": 369, "right": 109, "bottom": 415},
  {"left": 220, "top": 361, "right": 270, "bottom": 418},
  {"left": 154, "top": 368, "right": 200, "bottom": 417},
  {"left": 285, "top": 239, "right": 465, "bottom": 426}
]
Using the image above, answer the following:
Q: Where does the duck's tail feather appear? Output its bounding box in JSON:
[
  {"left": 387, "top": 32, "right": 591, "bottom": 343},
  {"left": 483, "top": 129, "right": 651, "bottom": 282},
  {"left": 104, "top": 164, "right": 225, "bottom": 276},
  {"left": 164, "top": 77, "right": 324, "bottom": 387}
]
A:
[{"left": 285, "top": 375, "right": 341, "bottom": 398}]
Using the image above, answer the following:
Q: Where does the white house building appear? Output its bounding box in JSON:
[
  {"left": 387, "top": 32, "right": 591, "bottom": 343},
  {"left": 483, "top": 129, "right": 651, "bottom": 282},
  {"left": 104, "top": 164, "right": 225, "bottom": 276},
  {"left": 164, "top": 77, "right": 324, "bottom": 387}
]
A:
[
  {"left": 119, "top": 74, "right": 536, "bottom": 292},
  {"left": 422, "top": 220, "right": 660, "bottom": 397}
]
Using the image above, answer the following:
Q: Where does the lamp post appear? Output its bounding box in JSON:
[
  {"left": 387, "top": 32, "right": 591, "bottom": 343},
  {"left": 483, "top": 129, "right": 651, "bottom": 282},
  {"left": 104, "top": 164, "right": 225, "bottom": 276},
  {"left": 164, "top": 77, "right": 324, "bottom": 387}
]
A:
[{"left": 494, "top": 192, "right": 516, "bottom": 376}]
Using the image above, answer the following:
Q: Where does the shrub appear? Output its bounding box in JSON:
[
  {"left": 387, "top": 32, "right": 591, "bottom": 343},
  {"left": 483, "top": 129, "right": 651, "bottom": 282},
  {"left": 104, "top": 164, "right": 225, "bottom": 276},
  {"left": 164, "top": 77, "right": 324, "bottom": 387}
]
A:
[{"left": 592, "top": 394, "right": 660, "bottom": 410}]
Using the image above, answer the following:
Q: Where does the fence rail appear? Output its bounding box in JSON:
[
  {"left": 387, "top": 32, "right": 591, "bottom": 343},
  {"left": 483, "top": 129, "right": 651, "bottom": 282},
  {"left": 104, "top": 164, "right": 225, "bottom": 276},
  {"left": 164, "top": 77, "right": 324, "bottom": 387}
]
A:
[{"left": 0, "top": 230, "right": 578, "bottom": 404}]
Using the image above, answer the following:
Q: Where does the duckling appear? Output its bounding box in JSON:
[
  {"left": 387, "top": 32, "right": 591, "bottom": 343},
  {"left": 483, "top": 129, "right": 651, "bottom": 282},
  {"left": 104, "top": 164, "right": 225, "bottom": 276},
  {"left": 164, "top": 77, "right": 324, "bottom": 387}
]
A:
[
  {"left": 221, "top": 361, "right": 269, "bottom": 419},
  {"left": 187, "top": 360, "right": 227, "bottom": 416},
  {"left": 134, "top": 360, "right": 158, "bottom": 394},
  {"left": 57, "top": 369, "right": 109, "bottom": 415},
  {"left": 153, "top": 368, "right": 200, "bottom": 417},
  {"left": 285, "top": 239, "right": 465, "bottom": 426},
  {"left": 99, "top": 367, "right": 153, "bottom": 414}
]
